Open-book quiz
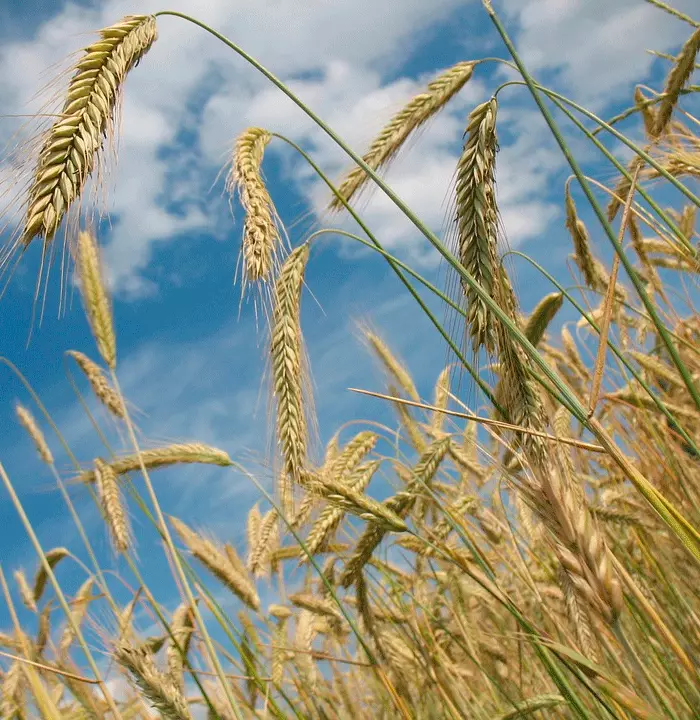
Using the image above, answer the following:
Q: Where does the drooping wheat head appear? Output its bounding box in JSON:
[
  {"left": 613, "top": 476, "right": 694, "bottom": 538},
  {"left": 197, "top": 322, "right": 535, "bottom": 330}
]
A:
[
  {"left": 228, "top": 127, "right": 283, "bottom": 295},
  {"left": 329, "top": 61, "right": 474, "bottom": 210},
  {"left": 22, "top": 16, "right": 158, "bottom": 247},
  {"left": 454, "top": 97, "right": 500, "bottom": 355}
]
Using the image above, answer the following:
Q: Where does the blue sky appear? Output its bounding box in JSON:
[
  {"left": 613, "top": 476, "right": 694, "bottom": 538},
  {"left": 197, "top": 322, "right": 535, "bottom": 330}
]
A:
[{"left": 0, "top": 0, "right": 697, "bottom": 656}]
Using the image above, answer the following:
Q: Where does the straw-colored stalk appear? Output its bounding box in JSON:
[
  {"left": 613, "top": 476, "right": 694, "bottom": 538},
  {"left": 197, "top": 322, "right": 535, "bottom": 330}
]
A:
[
  {"left": 22, "top": 15, "right": 158, "bottom": 246},
  {"left": 330, "top": 61, "right": 474, "bottom": 209}
]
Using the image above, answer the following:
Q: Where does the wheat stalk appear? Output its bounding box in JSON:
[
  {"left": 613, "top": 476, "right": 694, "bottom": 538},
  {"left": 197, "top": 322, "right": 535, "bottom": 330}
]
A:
[
  {"left": 329, "top": 61, "right": 474, "bottom": 210},
  {"left": 22, "top": 15, "right": 158, "bottom": 246}
]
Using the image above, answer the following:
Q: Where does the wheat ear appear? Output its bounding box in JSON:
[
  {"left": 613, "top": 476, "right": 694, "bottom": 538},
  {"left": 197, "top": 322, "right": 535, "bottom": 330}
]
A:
[
  {"left": 22, "top": 16, "right": 157, "bottom": 245},
  {"left": 170, "top": 516, "right": 260, "bottom": 611},
  {"left": 654, "top": 26, "right": 700, "bottom": 136},
  {"left": 67, "top": 350, "right": 124, "bottom": 417},
  {"left": 329, "top": 61, "right": 474, "bottom": 210},
  {"left": 74, "top": 230, "right": 116, "bottom": 369},
  {"left": 167, "top": 603, "right": 195, "bottom": 693},
  {"left": 95, "top": 458, "right": 130, "bottom": 553},
  {"left": 115, "top": 642, "right": 191, "bottom": 720},
  {"left": 15, "top": 404, "right": 53, "bottom": 465},
  {"left": 455, "top": 98, "right": 500, "bottom": 355},
  {"left": 228, "top": 127, "right": 282, "bottom": 291},
  {"left": 75, "top": 443, "right": 232, "bottom": 484},
  {"left": 271, "top": 244, "right": 311, "bottom": 488}
]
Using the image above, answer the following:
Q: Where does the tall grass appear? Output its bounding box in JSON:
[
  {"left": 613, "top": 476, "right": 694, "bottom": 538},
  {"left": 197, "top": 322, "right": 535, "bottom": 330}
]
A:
[{"left": 0, "top": 2, "right": 699, "bottom": 718}]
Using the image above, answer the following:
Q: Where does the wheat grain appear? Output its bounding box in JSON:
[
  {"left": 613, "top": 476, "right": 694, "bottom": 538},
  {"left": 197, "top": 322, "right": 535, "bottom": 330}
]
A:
[
  {"left": 330, "top": 62, "right": 474, "bottom": 210},
  {"left": 33, "top": 547, "right": 70, "bottom": 605},
  {"left": 248, "top": 509, "right": 279, "bottom": 579},
  {"left": 58, "top": 577, "right": 95, "bottom": 657},
  {"left": 304, "top": 460, "right": 381, "bottom": 557},
  {"left": 364, "top": 329, "right": 420, "bottom": 402},
  {"left": 167, "top": 603, "right": 195, "bottom": 693},
  {"left": 565, "top": 183, "right": 609, "bottom": 291},
  {"left": 22, "top": 16, "right": 158, "bottom": 246},
  {"left": 15, "top": 569, "right": 38, "bottom": 613},
  {"left": 523, "top": 292, "right": 564, "bottom": 348}
]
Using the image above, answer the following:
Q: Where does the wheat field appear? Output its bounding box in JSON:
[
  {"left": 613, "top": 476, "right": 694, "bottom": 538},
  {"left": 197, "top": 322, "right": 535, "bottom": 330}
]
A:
[{"left": 0, "top": 2, "right": 699, "bottom": 719}]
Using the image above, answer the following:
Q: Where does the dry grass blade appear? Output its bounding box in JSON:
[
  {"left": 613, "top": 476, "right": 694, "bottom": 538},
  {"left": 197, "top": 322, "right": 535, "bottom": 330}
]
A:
[
  {"left": 170, "top": 516, "right": 260, "bottom": 611},
  {"left": 227, "top": 127, "right": 282, "bottom": 291},
  {"left": 95, "top": 458, "right": 130, "bottom": 553},
  {"left": 653, "top": 26, "right": 700, "bottom": 136},
  {"left": 15, "top": 403, "right": 53, "bottom": 465},
  {"left": 329, "top": 61, "right": 474, "bottom": 210},
  {"left": 455, "top": 97, "right": 500, "bottom": 355},
  {"left": 75, "top": 443, "right": 232, "bottom": 484},
  {"left": 271, "top": 244, "right": 311, "bottom": 486},
  {"left": 67, "top": 350, "right": 124, "bottom": 417},
  {"left": 22, "top": 15, "right": 158, "bottom": 246},
  {"left": 74, "top": 230, "right": 116, "bottom": 369}
]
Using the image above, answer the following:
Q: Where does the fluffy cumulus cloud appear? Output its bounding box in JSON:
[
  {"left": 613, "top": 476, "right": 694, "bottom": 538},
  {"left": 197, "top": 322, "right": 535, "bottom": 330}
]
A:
[{"left": 3, "top": 0, "right": 692, "bottom": 295}]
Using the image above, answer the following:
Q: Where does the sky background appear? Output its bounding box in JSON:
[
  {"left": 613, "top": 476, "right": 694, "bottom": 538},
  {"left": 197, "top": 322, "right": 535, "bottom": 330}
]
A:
[{"left": 0, "top": 0, "right": 698, "bottom": 667}]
